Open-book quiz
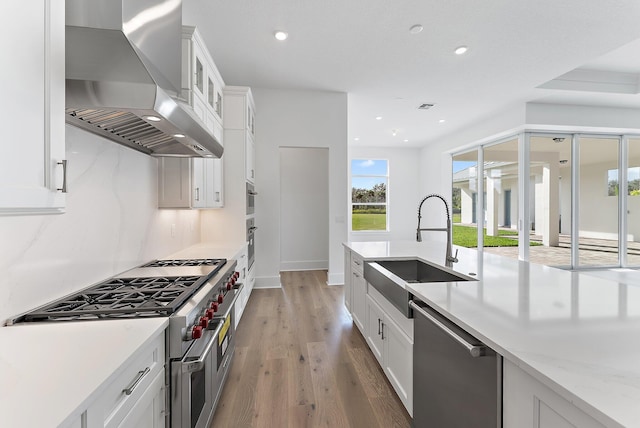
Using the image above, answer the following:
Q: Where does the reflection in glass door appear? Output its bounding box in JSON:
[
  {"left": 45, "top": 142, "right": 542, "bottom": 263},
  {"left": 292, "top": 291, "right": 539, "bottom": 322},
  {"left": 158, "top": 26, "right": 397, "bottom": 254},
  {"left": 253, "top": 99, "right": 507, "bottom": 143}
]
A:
[
  {"left": 528, "top": 135, "right": 572, "bottom": 266},
  {"left": 452, "top": 152, "right": 478, "bottom": 248},
  {"left": 627, "top": 138, "right": 640, "bottom": 266},
  {"left": 579, "top": 136, "right": 620, "bottom": 267}
]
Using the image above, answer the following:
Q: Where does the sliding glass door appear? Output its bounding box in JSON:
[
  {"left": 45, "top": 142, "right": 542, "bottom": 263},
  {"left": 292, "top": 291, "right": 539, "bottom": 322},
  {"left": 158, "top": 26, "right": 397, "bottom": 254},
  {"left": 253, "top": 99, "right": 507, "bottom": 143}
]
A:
[{"left": 578, "top": 136, "right": 620, "bottom": 267}]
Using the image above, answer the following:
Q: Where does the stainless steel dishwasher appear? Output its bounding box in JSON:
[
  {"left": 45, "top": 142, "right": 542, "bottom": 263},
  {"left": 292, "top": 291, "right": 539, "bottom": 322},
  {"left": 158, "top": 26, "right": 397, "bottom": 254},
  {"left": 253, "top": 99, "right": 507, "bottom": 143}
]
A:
[{"left": 410, "top": 299, "right": 502, "bottom": 428}]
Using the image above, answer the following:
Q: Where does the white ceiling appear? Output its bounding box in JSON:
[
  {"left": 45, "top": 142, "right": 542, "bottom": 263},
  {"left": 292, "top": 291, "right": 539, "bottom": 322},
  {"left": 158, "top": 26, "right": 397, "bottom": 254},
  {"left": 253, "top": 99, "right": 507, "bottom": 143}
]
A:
[{"left": 183, "top": 0, "right": 640, "bottom": 149}]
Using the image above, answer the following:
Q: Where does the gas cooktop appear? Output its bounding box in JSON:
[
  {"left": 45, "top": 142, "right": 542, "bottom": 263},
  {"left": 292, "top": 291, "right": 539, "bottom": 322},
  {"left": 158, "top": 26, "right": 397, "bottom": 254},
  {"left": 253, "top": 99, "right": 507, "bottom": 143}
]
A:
[{"left": 13, "top": 258, "right": 228, "bottom": 323}]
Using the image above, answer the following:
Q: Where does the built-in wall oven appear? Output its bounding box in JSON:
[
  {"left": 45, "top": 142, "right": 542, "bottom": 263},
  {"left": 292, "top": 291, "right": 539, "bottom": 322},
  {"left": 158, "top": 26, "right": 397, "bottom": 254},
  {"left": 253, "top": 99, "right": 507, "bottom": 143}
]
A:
[
  {"left": 246, "top": 218, "right": 256, "bottom": 270},
  {"left": 246, "top": 182, "right": 257, "bottom": 215}
]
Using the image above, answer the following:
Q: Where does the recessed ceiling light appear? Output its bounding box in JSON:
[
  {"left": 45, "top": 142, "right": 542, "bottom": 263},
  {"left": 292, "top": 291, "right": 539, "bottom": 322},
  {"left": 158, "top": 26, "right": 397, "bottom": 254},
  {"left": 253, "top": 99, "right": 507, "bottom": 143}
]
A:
[
  {"left": 354, "top": 137, "right": 360, "bottom": 141},
  {"left": 144, "top": 115, "right": 161, "bottom": 122},
  {"left": 274, "top": 31, "right": 288, "bottom": 41},
  {"left": 439, "top": 119, "right": 446, "bottom": 123},
  {"left": 403, "top": 139, "right": 409, "bottom": 142},
  {"left": 375, "top": 116, "right": 382, "bottom": 120},
  {"left": 454, "top": 45, "right": 468, "bottom": 55},
  {"left": 173, "top": 133, "right": 185, "bottom": 138},
  {"left": 409, "top": 24, "right": 423, "bottom": 34},
  {"left": 392, "top": 129, "right": 398, "bottom": 136}
]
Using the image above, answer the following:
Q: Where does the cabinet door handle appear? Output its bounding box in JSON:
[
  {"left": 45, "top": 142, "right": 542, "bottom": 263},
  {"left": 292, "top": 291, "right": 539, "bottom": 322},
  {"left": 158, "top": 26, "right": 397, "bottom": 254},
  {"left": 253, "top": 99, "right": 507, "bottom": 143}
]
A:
[
  {"left": 215, "top": 191, "right": 220, "bottom": 202},
  {"left": 195, "top": 187, "right": 200, "bottom": 201},
  {"left": 57, "top": 160, "right": 68, "bottom": 193},
  {"left": 381, "top": 322, "right": 385, "bottom": 340},
  {"left": 122, "top": 367, "right": 150, "bottom": 395},
  {"left": 378, "top": 318, "right": 381, "bottom": 335}
]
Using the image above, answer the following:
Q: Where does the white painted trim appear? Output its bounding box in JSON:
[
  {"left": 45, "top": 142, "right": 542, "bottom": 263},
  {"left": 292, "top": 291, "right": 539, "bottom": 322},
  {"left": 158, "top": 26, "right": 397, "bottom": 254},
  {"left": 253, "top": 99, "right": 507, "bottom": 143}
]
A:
[
  {"left": 280, "top": 260, "right": 329, "bottom": 271},
  {"left": 255, "top": 275, "right": 282, "bottom": 289},
  {"left": 327, "top": 272, "right": 344, "bottom": 286}
]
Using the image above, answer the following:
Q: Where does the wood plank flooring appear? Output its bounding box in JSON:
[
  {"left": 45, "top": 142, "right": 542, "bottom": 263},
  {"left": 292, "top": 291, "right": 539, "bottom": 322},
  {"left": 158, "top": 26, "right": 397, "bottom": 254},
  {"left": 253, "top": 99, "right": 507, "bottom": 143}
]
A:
[{"left": 210, "top": 270, "right": 412, "bottom": 428}]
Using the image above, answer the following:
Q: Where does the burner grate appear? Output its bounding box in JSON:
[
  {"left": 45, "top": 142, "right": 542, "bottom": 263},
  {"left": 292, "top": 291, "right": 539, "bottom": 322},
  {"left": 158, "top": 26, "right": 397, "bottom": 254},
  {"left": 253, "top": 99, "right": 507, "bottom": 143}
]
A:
[{"left": 23, "top": 276, "right": 207, "bottom": 322}]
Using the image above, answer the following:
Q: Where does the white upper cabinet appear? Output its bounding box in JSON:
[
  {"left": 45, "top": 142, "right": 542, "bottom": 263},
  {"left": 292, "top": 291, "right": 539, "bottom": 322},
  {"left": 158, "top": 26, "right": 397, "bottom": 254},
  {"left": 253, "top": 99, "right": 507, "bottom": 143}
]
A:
[
  {"left": 158, "top": 157, "right": 223, "bottom": 209},
  {"left": 0, "top": 1, "right": 66, "bottom": 215},
  {"left": 181, "top": 26, "right": 224, "bottom": 129},
  {"left": 223, "top": 87, "right": 256, "bottom": 183}
]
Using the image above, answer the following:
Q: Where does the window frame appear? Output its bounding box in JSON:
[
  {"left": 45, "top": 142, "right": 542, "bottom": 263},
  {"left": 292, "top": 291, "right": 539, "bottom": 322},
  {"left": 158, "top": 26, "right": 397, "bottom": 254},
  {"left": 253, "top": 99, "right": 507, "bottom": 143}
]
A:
[{"left": 350, "top": 158, "right": 389, "bottom": 232}]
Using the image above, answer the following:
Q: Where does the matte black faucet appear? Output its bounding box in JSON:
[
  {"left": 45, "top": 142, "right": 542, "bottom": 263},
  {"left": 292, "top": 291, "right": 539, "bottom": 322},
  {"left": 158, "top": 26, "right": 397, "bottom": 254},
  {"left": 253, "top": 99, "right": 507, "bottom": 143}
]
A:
[{"left": 417, "top": 194, "right": 459, "bottom": 267}]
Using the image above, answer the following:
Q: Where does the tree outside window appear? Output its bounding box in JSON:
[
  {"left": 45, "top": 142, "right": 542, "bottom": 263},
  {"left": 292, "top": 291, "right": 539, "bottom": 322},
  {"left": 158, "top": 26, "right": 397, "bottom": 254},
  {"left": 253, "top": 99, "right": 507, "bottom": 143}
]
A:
[
  {"left": 608, "top": 167, "right": 640, "bottom": 196},
  {"left": 351, "top": 159, "right": 388, "bottom": 231}
]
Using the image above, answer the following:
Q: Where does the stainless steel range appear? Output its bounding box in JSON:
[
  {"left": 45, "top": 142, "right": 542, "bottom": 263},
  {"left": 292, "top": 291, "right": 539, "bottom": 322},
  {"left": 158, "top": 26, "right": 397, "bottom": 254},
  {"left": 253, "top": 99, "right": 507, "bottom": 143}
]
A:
[{"left": 9, "top": 257, "right": 243, "bottom": 428}]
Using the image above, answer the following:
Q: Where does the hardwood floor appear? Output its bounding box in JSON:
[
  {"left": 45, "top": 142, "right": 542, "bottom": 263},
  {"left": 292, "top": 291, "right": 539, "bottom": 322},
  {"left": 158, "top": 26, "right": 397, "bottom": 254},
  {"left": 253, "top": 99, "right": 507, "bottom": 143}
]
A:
[{"left": 210, "top": 270, "right": 412, "bottom": 428}]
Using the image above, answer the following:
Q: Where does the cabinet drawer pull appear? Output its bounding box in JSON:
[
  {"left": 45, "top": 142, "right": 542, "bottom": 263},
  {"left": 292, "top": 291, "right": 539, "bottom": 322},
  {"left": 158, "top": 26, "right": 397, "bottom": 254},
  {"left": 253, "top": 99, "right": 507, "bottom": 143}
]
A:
[
  {"left": 354, "top": 260, "right": 361, "bottom": 266},
  {"left": 122, "top": 367, "right": 150, "bottom": 396},
  {"left": 57, "top": 160, "right": 68, "bottom": 193},
  {"left": 353, "top": 272, "right": 360, "bottom": 278},
  {"left": 381, "top": 322, "right": 385, "bottom": 340}
]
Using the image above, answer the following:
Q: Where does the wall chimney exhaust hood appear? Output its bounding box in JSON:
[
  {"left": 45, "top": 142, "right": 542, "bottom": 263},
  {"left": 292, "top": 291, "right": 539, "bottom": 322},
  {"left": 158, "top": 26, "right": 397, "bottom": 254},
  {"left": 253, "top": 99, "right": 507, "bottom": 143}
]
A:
[{"left": 65, "top": 0, "right": 223, "bottom": 158}]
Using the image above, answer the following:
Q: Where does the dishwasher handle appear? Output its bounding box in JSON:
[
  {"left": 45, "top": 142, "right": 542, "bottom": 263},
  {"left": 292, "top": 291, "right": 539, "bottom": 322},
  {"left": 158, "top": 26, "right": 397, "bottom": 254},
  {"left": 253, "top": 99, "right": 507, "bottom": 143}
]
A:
[{"left": 409, "top": 300, "right": 487, "bottom": 358}]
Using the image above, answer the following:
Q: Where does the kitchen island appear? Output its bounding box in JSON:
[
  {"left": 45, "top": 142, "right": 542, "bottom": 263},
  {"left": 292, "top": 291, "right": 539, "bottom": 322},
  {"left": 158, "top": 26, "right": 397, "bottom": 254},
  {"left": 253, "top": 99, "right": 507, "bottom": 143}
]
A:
[{"left": 344, "top": 240, "right": 640, "bottom": 428}]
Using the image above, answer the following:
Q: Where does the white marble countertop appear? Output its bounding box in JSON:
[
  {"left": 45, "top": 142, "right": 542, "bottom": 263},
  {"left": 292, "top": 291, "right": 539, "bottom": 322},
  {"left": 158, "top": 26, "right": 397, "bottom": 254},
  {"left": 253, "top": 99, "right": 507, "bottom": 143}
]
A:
[
  {"left": 167, "top": 241, "right": 246, "bottom": 261},
  {"left": 0, "top": 318, "right": 168, "bottom": 428},
  {"left": 344, "top": 240, "right": 640, "bottom": 428}
]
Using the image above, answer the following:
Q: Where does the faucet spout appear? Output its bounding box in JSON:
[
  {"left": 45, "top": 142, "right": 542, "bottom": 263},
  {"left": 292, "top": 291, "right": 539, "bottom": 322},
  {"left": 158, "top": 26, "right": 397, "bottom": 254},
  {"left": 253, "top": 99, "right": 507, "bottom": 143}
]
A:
[{"left": 416, "top": 193, "right": 458, "bottom": 267}]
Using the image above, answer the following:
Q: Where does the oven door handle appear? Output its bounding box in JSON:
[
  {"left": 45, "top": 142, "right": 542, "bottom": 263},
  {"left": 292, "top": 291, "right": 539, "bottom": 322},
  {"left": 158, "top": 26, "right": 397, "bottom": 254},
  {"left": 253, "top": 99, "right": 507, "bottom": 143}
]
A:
[{"left": 181, "top": 329, "right": 220, "bottom": 372}]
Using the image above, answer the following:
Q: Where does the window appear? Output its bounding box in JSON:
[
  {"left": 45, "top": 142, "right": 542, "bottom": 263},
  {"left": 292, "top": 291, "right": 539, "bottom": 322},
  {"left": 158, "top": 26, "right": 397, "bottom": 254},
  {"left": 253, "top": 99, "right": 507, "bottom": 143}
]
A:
[
  {"left": 351, "top": 159, "right": 388, "bottom": 231},
  {"left": 607, "top": 167, "right": 640, "bottom": 196}
]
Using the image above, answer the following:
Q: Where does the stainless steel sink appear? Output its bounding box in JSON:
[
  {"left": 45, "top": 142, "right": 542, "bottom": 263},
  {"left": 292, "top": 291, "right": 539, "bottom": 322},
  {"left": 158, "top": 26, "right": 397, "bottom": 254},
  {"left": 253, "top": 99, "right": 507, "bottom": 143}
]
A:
[
  {"left": 376, "top": 259, "right": 472, "bottom": 283},
  {"left": 364, "top": 259, "right": 475, "bottom": 317}
]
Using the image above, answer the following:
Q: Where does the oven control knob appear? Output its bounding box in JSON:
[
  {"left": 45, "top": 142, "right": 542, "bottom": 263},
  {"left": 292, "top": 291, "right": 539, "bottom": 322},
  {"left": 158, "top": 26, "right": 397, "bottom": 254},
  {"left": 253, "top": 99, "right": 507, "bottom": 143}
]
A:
[
  {"left": 233, "top": 271, "right": 240, "bottom": 280},
  {"left": 206, "top": 309, "right": 215, "bottom": 319},
  {"left": 226, "top": 282, "right": 232, "bottom": 291},
  {"left": 217, "top": 294, "right": 224, "bottom": 304},
  {"left": 210, "top": 302, "right": 219, "bottom": 312},
  {"left": 199, "top": 316, "right": 209, "bottom": 328},
  {"left": 231, "top": 277, "right": 237, "bottom": 285},
  {"left": 189, "top": 325, "right": 203, "bottom": 340}
]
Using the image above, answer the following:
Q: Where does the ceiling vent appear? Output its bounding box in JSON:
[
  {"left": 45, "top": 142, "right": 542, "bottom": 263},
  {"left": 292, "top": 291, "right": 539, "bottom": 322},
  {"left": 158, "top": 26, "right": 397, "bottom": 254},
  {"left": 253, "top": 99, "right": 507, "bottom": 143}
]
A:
[{"left": 418, "top": 103, "right": 435, "bottom": 110}]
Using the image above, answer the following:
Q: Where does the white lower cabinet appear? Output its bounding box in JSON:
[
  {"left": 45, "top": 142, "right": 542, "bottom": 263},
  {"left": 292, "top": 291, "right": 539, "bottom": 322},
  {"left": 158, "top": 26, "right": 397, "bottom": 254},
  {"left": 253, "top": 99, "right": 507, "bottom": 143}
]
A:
[
  {"left": 366, "top": 295, "right": 413, "bottom": 416},
  {"left": 343, "top": 250, "right": 352, "bottom": 312},
  {"left": 115, "top": 370, "right": 165, "bottom": 428},
  {"left": 61, "top": 332, "right": 166, "bottom": 428},
  {"left": 351, "top": 270, "right": 367, "bottom": 332},
  {"left": 503, "top": 359, "right": 604, "bottom": 428}
]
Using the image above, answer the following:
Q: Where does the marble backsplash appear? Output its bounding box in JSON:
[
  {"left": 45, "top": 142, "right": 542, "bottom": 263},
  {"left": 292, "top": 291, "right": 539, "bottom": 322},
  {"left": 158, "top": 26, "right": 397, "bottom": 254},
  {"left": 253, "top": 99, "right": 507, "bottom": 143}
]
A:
[{"left": 0, "top": 126, "right": 201, "bottom": 323}]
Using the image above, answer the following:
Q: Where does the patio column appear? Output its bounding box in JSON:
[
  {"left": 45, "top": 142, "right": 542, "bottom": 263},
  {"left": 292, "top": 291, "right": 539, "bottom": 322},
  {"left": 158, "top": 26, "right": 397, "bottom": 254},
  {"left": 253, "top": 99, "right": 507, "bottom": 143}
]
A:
[
  {"left": 535, "top": 161, "right": 560, "bottom": 246},
  {"left": 486, "top": 175, "right": 499, "bottom": 237}
]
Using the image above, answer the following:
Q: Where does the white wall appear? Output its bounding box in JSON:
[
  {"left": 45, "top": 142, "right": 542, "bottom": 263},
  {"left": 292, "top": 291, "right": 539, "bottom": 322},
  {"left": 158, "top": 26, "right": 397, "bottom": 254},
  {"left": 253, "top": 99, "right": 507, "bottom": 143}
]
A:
[
  {"left": 348, "top": 147, "right": 421, "bottom": 242},
  {"left": 280, "top": 147, "right": 329, "bottom": 271},
  {"left": 252, "top": 88, "right": 348, "bottom": 287},
  {"left": 0, "top": 126, "right": 201, "bottom": 323}
]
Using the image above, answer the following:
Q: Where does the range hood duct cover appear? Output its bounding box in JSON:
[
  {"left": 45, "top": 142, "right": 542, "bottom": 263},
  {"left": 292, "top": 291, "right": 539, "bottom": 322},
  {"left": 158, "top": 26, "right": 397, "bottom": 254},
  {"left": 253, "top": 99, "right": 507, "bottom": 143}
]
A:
[{"left": 65, "top": 0, "right": 223, "bottom": 158}]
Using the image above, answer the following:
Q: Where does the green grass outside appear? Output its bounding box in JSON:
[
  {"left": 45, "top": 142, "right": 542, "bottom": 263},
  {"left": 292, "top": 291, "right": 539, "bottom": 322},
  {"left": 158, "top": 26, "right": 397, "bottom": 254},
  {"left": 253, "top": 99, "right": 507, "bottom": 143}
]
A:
[
  {"left": 452, "top": 213, "right": 461, "bottom": 223},
  {"left": 352, "top": 213, "right": 387, "bottom": 231},
  {"left": 453, "top": 224, "right": 540, "bottom": 248}
]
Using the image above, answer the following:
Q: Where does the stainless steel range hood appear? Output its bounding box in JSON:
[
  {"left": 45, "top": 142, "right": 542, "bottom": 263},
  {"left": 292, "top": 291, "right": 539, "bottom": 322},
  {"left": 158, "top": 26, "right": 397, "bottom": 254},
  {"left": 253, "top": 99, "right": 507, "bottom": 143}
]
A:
[{"left": 65, "top": 0, "right": 223, "bottom": 158}]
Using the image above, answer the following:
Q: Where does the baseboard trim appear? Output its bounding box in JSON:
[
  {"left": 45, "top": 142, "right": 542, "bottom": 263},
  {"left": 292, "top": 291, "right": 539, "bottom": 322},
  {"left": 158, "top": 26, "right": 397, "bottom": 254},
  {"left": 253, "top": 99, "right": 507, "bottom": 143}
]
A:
[
  {"left": 327, "top": 272, "right": 344, "bottom": 286},
  {"left": 280, "top": 260, "right": 328, "bottom": 271},
  {"left": 255, "top": 275, "right": 282, "bottom": 289}
]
